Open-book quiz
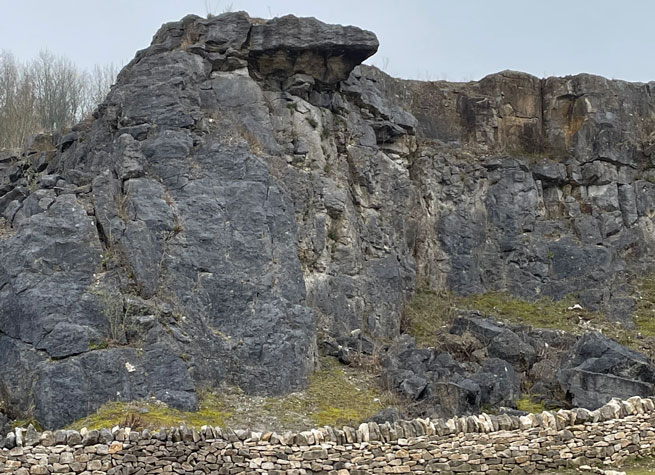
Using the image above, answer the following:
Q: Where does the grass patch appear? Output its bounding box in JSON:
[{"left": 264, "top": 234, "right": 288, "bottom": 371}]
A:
[
  {"left": 89, "top": 339, "right": 109, "bottom": 350},
  {"left": 624, "top": 457, "right": 655, "bottom": 474},
  {"left": 463, "top": 292, "right": 603, "bottom": 333},
  {"left": 240, "top": 357, "right": 392, "bottom": 428},
  {"left": 403, "top": 289, "right": 655, "bottom": 357},
  {"left": 68, "top": 357, "right": 393, "bottom": 432},
  {"left": 403, "top": 290, "right": 610, "bottom": 348},
  {"left": 635, "top": 275, "right": 655, "bottom": 337},
  {"left": 516, "top": 395, "right": 547, "bottom": 414},
  {"left": 68, "top": 393, "right": 231, "bottom": 431},
  {"left": 305, "top": 357, "right": 389, "bottom": 426},
  {"left": 557, "top": 456, "right": 655, "bottom": 474},
  {"left": 12, "top": 418, "right": 43, "bottom": 431},
  {"left": 401, "top": 290, "right": 458, "bottom": 347}
]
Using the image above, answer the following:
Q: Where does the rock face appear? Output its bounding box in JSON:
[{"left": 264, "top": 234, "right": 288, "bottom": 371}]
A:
[
  {"left": 383, "top": 312, "right": 655, "bottom": 418},
  {"left": 383, "top": 314, "right": 560, "bottom": 418},
  {"left": 248, "top": 15, "right": 379, "bottom": 84},
  {"left": 369, "top": 68, "right": 655, "bottom": 321},
  {"left": 559, "top": 332, "right": 655, "bottom": 408},
  {"left": 1, "top": 11, "right": 655, "bottom": 428}
]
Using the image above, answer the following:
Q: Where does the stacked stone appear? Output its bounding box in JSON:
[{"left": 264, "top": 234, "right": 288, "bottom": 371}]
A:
[{"left": 1, "top": 397, "right": 654, "bottom": 474}]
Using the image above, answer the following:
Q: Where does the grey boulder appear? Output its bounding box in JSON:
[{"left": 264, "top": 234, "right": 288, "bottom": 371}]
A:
[
  {"left": 558, "top": 332, "right": 655, "bottom": 408},
  {"left": 249, "top": 15, "right": 379, "bottom": 84}
]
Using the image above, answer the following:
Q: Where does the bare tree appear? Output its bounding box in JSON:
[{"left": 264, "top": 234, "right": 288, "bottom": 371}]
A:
[
  {"left": 0, "top": 50, "right": 119, "bottom": 148},
  {"left": 31, "top": 50, "right": 86, "bottom": 133},
  {"left": 84, "top": 62, "right": 118, "bottom": 113},
  {"left": 0, "top": 51, "right": 39, "bottom": 149}
]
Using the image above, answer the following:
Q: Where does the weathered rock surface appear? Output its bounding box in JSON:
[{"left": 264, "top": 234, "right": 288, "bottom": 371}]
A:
[
  {"left": 1, "top": 11, "right": 655, "bottom": 428},
  {"left": 369, "top": 67, "right": 655, "bottom": 321},
  {"left": 559, "top": 332, "right": 655, "bottom": 408},
  {"left": 382, "top": 329, "right": 522, "bottom": 418},
  {"left": 249, "top": 15, "right": 379, "bottom": 84},
  {"left": 381, "top": 312, "right": 655, "bottom": 417}
]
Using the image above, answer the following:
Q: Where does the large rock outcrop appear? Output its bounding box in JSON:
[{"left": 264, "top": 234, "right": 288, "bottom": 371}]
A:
[
  {"left": 1, "top": 11, "right": 655, "bottom": 428},
  {"left": 382, "top": 313, "right": 655, "bottom": 418},
  {"left": 559, "top": 332, "right": 655, "bottom": 408},
  {"left": 369, "top": 68, "right": 655, "bottom": 321}
]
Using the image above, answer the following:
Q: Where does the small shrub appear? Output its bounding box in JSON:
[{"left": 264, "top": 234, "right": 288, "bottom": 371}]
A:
[
  {"left": 166, "top": 217, "right": 184, "bottom": 240},
  {"left": 93, "top": 289, "right": 133, "bottom": 344},
  {"left": 89, "top": 339, "right": 109, "bottom": 350},
  {"left": 100, "top": 248, "right": 115, "bottom": 270},
  {"left": 236, "top": 124, "right": 263, "bottom": 155},
  {"left": 327, "top": 229, "right": 338, "bottom": 241},
  {"left": 306, "top": 118, "right": 318, "bottom": 129},
  {"left": 121, "top": 413, "right": 144, "bottom": 430},
  {"left": 0, "top": 217, "right": 15, "bottom": 239}
]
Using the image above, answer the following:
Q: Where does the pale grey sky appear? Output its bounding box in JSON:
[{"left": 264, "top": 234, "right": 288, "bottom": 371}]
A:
[{"left": 1, "top": 0, "right": 654, "bottom": 83}]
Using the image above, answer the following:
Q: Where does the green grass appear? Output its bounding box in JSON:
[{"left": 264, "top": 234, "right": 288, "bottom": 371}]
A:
[
  {"left": 401, "top": 290, "right": 458, "bottom": 347},
  {"left": 463, "top": 292, "right": 604, "bottom": 333},
  {"left": 68, "top": 393, "right": 232, "bottom": 431},
  {"left": 12, "top": 418, "right": 43, "bottom": 431},
  {"left": 246, "top": 356, "right": 393, "bottom": 428},
  {"left": 305, "top": 357, "right": 389, "bottom": 426},
  {"left": 89, "top": 339, "right": 109, "bottom": 350},
  {"left": 516, "top": 395, "right": 547, "bottom": 414},
  {"left": 403, "top": 287, "right": 655, "bottom": 358},
  {"left": 402, "top": 290, "right": 607, "bottom": 348},
  {"left": 68, "top": 357, "right": 392, "bottom": 431},
  {"left": 635, "top": 275, "right": 655, "bottom": 337}
]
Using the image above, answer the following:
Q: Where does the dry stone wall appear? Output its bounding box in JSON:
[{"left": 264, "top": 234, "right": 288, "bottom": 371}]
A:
[{"left": 2, "top": 397, "right": 655, "bottom": 474}]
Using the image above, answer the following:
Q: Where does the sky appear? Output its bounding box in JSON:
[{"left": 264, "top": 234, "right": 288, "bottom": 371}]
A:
[{"left": 1, "top": 0, "right": 654, "bottom": 83}]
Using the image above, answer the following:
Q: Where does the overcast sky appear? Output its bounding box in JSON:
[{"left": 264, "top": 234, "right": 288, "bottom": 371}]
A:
[{"left": 2, "top": 0, "right": 654, "bottom": 83}]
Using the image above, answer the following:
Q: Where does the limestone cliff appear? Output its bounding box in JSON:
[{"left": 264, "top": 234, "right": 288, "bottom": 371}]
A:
[{"left": 1, "top": 12, "right": 655, "bottom": 429}]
